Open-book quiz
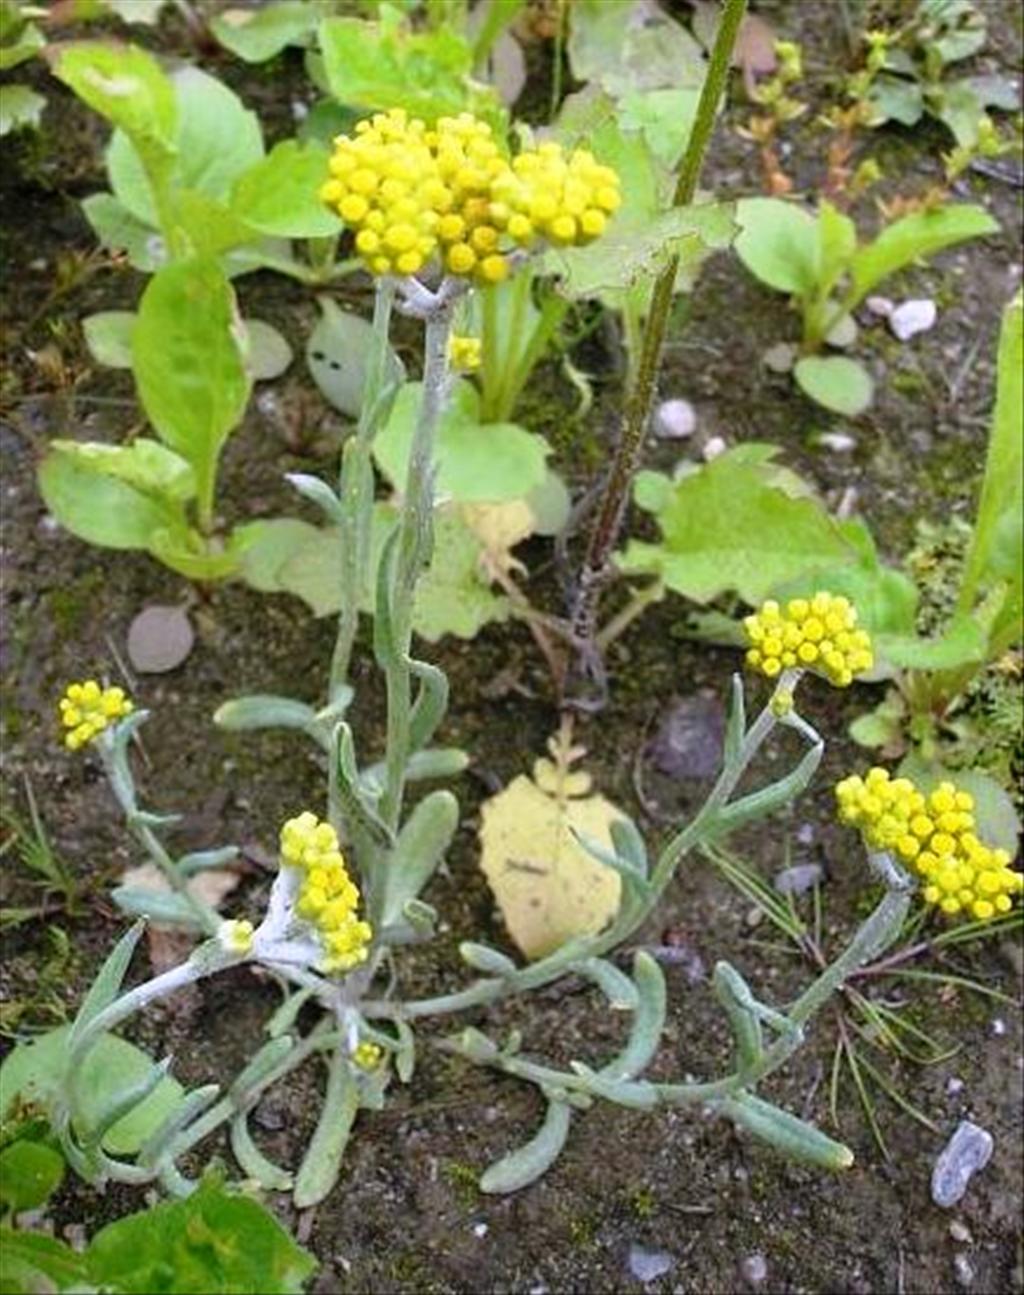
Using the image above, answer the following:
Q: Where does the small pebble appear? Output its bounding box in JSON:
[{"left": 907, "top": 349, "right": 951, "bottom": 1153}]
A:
[
  {"left": 990, "top": 1017, "right": 1007, "bottom": 1037},
  {"left": 773, "top": 863, "right": 823, "bottom": 896},
  {"left": 953, "top": 1252, "right": 975, "bottom": 1289},
  {"left": 472, "top": 1221, "right": 489, "bottom": 1238},
  {"left": 889, "top": 298, "right": 937, "bottom": 341},
  {"left": 865, "top": 295, "right": 894, "bottom": 318},
  {"left": 744, "top": 906, "right": 765, "bottom": 929},
  {"left": 814, "top": 431, "right": 856, "bottom": 453},
  {"left": 702, "top": 435, "right": 727, "bottom": 461},
  {"left": 931, "top": 1121, "right": 994, "bottom": 1207},
  {"left": 763, "top": 341, "right": 796, "bottom": 372},
  {"left": 655, "top": 398, "right": 697, "bottom": 439},
  {"left": 740, "top": 1253, "right": 768, "bottom": 1287},
  {"left": 946, "top": 1076, "right": 965, "bottom": 1097},
  {"left": 628, "top": 1245, "right": 675, "bottom": 1284},
  {"left": 949, "top": 1220, "right": 973, "bottom": 1244},
  {"left": 796, "top": 823, "right": 815, "bottom": 846}
]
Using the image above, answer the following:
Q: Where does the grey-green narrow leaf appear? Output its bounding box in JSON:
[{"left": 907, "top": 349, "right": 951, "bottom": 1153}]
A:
[
  {"left": 381, "top": 790, "right": 459, "bottom": 924},
  {"left": 214, "top": 695, "right": 318, "bottom": 732},
  {"left": 231, "top": 1112, "right": 294, "bottom": 1191},
  {"left": 293, "top": 1052, "right": 359, "bottom": 1208},
  {"left": 69, "top": 922, "right": 144, "bottom": 1051},
  {"left": 720, "top": 1092, "right": 854, "bottom": 1170},
  {"left": 479, "top": 1099, "right": 572, "bottom": 1194},
  {"left": 571, "top": 957, "right": 639, "bottom": 1010},
  {"left": 601, "top": 952, "right": 666, "bottom": 1080}
]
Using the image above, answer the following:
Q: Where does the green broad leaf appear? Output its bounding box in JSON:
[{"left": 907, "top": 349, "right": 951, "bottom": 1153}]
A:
[
  {"left": 318, "top": 8, "right": 497, "bottom": 125},
  {"left": 45, "top": 438, "right": 196, "bottom": 502},
  {"left": 0, "top": 1026, "right": 185, "bottom": 1155},
  {"left": 552, "top": 199, "right": 735, "bottom": 301},
  {"left": 934, "top": 80, "right": 985, "bottom": 147},
  {"left": 876, "top": 615, "right": 987, "bottom": 671},
  {"left": 866, "top": 75, "right": 925, "bottom": 127},
  {"left": 960, "top": 293, "right": 1022, "bottom": 609},
  {"left": 107, "top": 65, "right": 263, "bottom": 227},
  {"left": 47, "top": 40, "right": 176, "bottom": 150},
  {"left": 848, "top": 694, "right": 907, "bottom": 750},
  {"left": 849, "top": 204, "right": 999, "bottom": 301},
  {"left": 211, "top": 2, "right": 319, "bottom": 63},
  {"left": 616, "top": 87, "right": 700, "bottom": 167},
  {"left": 899, "top": 757, "right": 1020, "bottom": 858},
  {"left": 82, "top": 310, "right": 136, "bottom": 368},
  {"left": 735, "top": 197, "right": 819, "bottom": 296},
  {"left": 0, "top": 83, "right": 45, "bottom": 134},
  {"left": 817, "top": 200, "right": 857, "bottom": 297},
  {"left": 306, "top": 295, "right": 405, "bottom": 419},
  {"left": 0, "top": 1139, "right": 65, "bottom": 1212},
  {"left": 0, "top": 19, "right": 44, "bottom": 72},
  {"left": 374, "top": 380, "right": 549, "bottom": 503},
  {"left": 148, "top": 527, "right": 247, "bottom": 581},
  {"left": 618, "top": 449, "right": 856, "bottom": 604},
  {"left": 566, "top": 0, "right": 704, "bottom": 97},
  {"left": 795, "top": 355, "right": 874, "bottom": 416},
  {"left": 82, "top": 191, "right": 167, "bottom": 271},
  {"left": 235, "top": 517, "right": 323, "bottom": 592},
  {"left": 0, "top": 1227, "right": 89, "bottom": 1293},
  {"left": 85, "top": 1177, "right": 317, "bottom": 1294},
  {"left": 278, "top": 504, "right": 510, "bottom": 640},
  {"left": 38, "top": 446, "right": 181, "bottom": 550},
  {"left": 244, "top": 319, "right": 293, "bottom": 381},
  {"left": 230, "top": 139, "right": 341, "bottom": 238},
  {"left": 132, "top": 258, "right": 250, "bottom": 503},
  {"left": 172, "top": 188, "right": 257, "bottom": 258}
]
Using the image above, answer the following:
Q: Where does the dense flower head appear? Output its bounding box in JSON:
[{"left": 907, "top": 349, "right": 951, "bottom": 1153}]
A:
[
  {"left": 352, "top": 1041, "right": 382, "bottom": 1070},
  {"left": 744, "top": 592, "right": 873, "bottom": 687},
  {"left": 58, "top": 680, "right": 133, "bottom": 751},
  {"left": 835, "top": 766, "right": 1023, "bottom": 921},
  {"left": 320, "top": 108, "right": 620, "bottom": 282},
  {"left": 449, "top": 334, "right": 481, "bottom": 371},
  {"left": 280, "top": 812, "right": 372, "bottom": 974},
  {"left": 218, "top": 918, "right": 255, "bottom": 956}
]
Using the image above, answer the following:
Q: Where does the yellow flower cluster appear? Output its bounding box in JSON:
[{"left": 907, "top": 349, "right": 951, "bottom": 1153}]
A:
[
  {"left": 449, "top": 334, "right": 481, "bottom": 371},
  {"left": 835, "top": 767, "right": 1023, "bottom": 921},
  {"left": 320, "top": 109, "right": 620, "bottom": 283},
  {"left": 218, "top": 918, "right": 255, "bottom": 956},
  {"left": 58, "top": 680, "right": 133, "bottom": 751},
  {"left": 279, "top": 813, "right": 372, "bottom": 974},
  {"left": 352, "top": 1041, "right": 382, "bottom": 1070},
  {"left": 744, "top": 593, "right": 873, "bottom": 686}
]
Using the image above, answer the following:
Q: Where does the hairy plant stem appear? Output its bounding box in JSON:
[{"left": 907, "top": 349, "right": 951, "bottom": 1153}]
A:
[
  {"left": 567, "top": 0, "right": 748, "bottom": 696},
  {"left": 380, "top": 299, "right": 456, "bottom": 831},
  {"left": 330, "top": 279, "right": 398, "bottom": 698}
]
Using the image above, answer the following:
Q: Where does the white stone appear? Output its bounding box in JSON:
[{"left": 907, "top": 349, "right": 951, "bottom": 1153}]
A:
[
  {"left": 865, "top": 295, "right": 894, "bottom": 318},
  {"left": 702, "top": 435, "right": 727, "bottom": 461},
  {"left": 889, "top": 298, "right": 937, "bottom": 341},
  {"left": 655, "top": 398, "right": 697, "bottom": 439}
]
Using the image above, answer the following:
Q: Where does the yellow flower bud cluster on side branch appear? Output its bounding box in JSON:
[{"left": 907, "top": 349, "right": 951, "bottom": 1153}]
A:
[
  {"left": 279, "top": 812, "right": 372, "bottom": 974},
  {"left": 320, "top": 108, "right": 621, "bottom": 283},
  {"left": 58, "top": 680, "right": 133, "bottom": 751},
  {"left": 744, "top": 592, "right": 873, "bottom": 686},
  {"left": 835, "top": 767, "right": 1023, "bottom": 922},
  {"left": 448, "top": 334, "right": 481, "bottom": 371}
]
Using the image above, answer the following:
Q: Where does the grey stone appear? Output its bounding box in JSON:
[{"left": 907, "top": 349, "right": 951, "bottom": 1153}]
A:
[
  {"left": 953, "top": 1253, "right": 975, "bottom": 1288},
  {"left": 628, "top": 1245, "right": 675, "bottom": 1284},
  {"left": 740, "top": 1253, "right": 768, "bottom": 1286},
  {"left": 773, "top": 863, "right": 823, "bottom": 896},
  {"left": 889, "top": 298, "right": 937, "bottom": 341},
  {"left": 931, "top": 1121, "right": 994, "bottom": 1207}
]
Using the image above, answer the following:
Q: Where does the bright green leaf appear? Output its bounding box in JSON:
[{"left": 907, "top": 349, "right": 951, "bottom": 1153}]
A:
[
  {"left": 0, "top": 83, "right": 45, "bottom": 134},
  {"left": 616, "top": 88, "right": 700, "bottom": 167},
  {"left": 567, "top": 0, "right": 704, "bottom": 97},
  {"left": 107, "top": 65, "right": 263, "bottom": 226},
  {"left": 735, "top": 197, "right": 819, "bottom": 296},
  {"left": 0, "top": 22, "right": 44, "bottom": 72},
  {"left": 235, "top": 517, "right": 323, "bottom": 592},
  {"left": 0, "top": 1140, "right": 65, "bottom": 1212},
  {"left": 38, "top": 446, "right": 181, "bottom": 550},
  {"left": 0, "top": 1026, "right": 185, "bottom": 1155},
  {"left": 82, "top": 191, "right": 166, "bottom": 271},
  {"left": 47, "top": 40, "right": 176, "bottom": 148},
  {"left": 619, "top": 449, "right": 856, "bottom": 604},
  {"left": 230, "top": 139, "right": 341, "bottom": 238},
  {"left": 211, "top": 2, "right": 318, "bottom": 63},
  {"left": 374, "top": 380, "right": 549, "bottom": 503},
  {"left": 85, "top": 1177, "right": 317, "bottom": 1294},
  {"left": 795, "top": 355, "right": 874, "bottom": 416},
  {"left": 132, "top": 257, "right": 250, "bottom": 506},
  {"left": 849, "top": 204, "right": 998, "bottom": 302},
  {"left": 82, "top": 309, "right": 136, "bottom": 368},
  {"left": 45, "top": 438, "right": 196, "bottom": 502},
  {"left": 0, "top": 1227, "right": 88, "bottom": 1292},
  {"left": 877, "top": 616, "right": 987, "bottom": 671}
]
